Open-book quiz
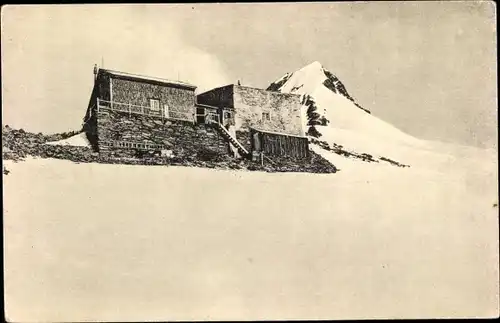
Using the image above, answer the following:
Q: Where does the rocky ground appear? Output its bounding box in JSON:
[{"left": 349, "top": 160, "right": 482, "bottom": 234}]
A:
[{"left": 2, "top": 126, "right": 337, "bottom": 175}]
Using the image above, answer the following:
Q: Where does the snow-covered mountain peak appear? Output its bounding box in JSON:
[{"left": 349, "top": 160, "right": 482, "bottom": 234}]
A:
[
  {"left": 267, "top": 61, "right": 325, "bottom": 95},
  {"left": 266, "top": 61, "right": 424, "bottom": 168},
  {"left": 298, "top": 61, "right": 324, "bottom": 75},
  {"left": 267, "top": 62, "right": 369, "bottom": 114}
]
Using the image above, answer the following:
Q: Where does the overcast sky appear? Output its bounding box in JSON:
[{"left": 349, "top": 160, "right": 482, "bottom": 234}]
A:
[{"left": 1, "top": 3, "right": 497, "bottom": 149}]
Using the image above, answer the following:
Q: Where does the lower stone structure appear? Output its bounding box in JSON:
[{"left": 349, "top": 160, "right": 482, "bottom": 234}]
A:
[{"left": 93, "top": 109, "right": 229, "bottom": 159}]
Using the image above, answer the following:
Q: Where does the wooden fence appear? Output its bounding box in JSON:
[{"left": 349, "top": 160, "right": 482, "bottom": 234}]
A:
[{"left": 250, "top": 127, "right": 309, "bottom": 158}]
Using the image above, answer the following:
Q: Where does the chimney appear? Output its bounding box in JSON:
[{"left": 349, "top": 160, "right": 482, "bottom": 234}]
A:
[{"left": 93, "top": 64, "right": 98, "bottom": 82}]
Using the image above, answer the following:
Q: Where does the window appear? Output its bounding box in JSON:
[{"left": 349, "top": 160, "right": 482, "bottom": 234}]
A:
[
  {"left": 150, "top": 99, "right": 160, "bottom": 111},
  {"left": 163, "top": 104, "right": 169, "bottom": 117},
  {"left": 262, "top": 112, "right": 271, "bottom": 121}
]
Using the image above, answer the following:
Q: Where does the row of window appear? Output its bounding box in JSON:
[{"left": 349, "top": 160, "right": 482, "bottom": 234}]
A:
[{"left": 114, "top": 141, "right": 164, "bottom": 150}]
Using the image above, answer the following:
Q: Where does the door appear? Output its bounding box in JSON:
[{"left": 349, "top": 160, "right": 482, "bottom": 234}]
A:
[
  {"left": 222, "top": 109, "right": 233, "bottom": 127},
  {"left": 253, "top": 132, "right": 261, "bottom": 152}
]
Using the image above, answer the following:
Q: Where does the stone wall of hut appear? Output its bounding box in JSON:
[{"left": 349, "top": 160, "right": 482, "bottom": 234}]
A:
[
  {"left": 95, "top": 110, "right": 229, "bottom": 158},
  {"left": 233, "top": 85, "right": 304, "bottom": 137},
  {"left": 196, "top": 85, "right": 304, "bottom": 137},
  {"left": 110, "top": 77, "right": 195, "bottom": 121}
]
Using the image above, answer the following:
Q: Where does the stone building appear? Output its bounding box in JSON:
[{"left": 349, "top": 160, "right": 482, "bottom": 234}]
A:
[
  {"left": 196, "top": 84, "right": 309, "bottom": 159},
  {"left": 83, "top": 68, "right": 309, "bottom": 160},
  {"left": 83, "top": 68, "right": 230, "bottom": 158}
]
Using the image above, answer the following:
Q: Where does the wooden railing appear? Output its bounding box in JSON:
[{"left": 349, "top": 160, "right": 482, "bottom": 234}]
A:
[
  {"left": 205, "top": 112, "right": 220, "bottom": 124},
  {"left": 97, "top": 98, "right": 194, "bottom": 122},
  {"left": 211, "top": 121, "right": 249, "bottom": 156},
  {"left": 258, "top": 152, "right": 276, "bottom": 166}
]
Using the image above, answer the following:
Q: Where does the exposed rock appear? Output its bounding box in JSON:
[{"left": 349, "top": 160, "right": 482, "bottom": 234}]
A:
[{"left": 379, "top": 156, "right": 410, "bottom": 168}]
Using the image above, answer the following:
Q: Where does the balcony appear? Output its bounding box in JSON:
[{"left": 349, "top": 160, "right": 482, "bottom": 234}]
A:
[{"left": 97, "top": 98, "right": 194, "bottom": 122}]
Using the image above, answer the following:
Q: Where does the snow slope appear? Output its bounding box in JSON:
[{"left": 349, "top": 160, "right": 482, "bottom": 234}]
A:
[
  {"left": 267, "top": 61, "right": 426, "bottom": 167},
  {"left": 45, "top": 132, "right": 90, "bottom": 147},
  {"left": 3, "top": 155, "right": 498, "bottom": 321}
]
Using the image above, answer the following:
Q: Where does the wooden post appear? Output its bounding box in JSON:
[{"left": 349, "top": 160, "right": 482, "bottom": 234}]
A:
[
  {"left": 261, "top": 152, "right": 264, "bottom": 167},
  {"left": 97, "top": 97, "right": 100, "bottom": 113}
]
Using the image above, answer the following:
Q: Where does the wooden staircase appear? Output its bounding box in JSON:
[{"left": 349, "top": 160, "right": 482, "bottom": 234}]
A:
[{"left": 211, "top": 121, "right": 249, "bottom": 158}]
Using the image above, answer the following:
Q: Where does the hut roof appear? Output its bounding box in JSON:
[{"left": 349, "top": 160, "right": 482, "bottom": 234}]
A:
[{"left": 99, "top": 68, "right": 197, "bottom": 90}]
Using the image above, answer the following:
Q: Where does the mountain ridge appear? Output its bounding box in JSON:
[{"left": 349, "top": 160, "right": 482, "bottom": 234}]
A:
[{"left": 266, "top": 61, "right": 370, "bottom": 114}]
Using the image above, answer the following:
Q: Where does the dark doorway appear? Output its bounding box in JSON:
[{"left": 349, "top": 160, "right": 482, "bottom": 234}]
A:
[{"left": 196, "top": 106, "right": 206, "bottom": 124}]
